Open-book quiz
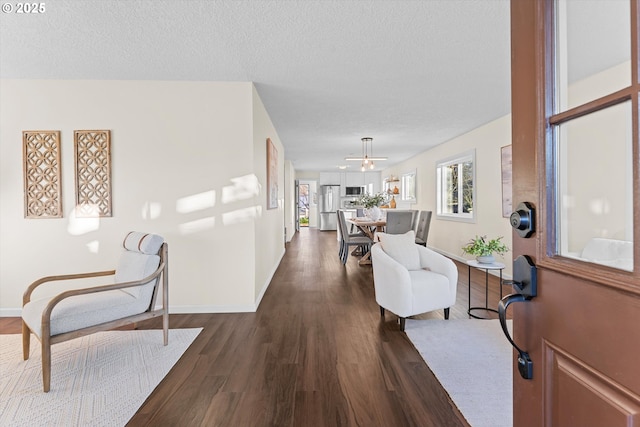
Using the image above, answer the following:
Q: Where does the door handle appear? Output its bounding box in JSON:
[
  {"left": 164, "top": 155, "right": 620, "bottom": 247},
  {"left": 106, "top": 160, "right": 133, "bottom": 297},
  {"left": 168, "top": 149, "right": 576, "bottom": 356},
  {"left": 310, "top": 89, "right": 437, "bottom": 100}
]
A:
[{"left": 499, "top": 255, "right": 537, "bottom": 380}]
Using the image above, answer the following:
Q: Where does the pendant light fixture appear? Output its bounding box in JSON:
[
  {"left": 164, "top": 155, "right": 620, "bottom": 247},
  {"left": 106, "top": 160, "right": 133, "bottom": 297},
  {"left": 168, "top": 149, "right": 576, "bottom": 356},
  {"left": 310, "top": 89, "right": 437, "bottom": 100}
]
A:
[
  {"left": 344, "top": 137, "right": 388, "bottom": 168},
  {"left": 362, "top": 137, "right": 375, "bottom": 171}
]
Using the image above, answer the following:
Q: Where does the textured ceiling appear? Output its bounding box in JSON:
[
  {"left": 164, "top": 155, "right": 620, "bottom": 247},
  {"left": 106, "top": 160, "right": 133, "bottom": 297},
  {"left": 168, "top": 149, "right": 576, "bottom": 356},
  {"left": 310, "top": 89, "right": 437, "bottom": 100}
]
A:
[{"left": 2, "top": 0, "right": 512, "bottom": 171}]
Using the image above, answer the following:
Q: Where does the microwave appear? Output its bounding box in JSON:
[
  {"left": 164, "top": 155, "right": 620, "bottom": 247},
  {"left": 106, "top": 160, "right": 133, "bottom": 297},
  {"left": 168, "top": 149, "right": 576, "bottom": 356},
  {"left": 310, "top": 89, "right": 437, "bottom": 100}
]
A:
[{"left": 345, "top": 186, "right": 364, "bottom": 196}]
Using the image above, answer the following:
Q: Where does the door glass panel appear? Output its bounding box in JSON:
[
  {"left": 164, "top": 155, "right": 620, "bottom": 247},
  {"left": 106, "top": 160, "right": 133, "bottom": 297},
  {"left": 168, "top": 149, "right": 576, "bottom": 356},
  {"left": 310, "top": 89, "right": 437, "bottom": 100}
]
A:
[
  {"left": 557, "top": 101, "right": 633, "bottom": 271},
  {"left": 555, "top": 0, "right": 630, "bottom": 111}
]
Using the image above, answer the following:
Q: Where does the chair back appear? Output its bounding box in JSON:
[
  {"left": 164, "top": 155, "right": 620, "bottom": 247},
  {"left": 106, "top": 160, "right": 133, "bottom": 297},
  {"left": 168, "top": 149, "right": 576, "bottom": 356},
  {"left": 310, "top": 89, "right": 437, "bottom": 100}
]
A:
[
  {"left": 336, "top": 210, "right": 346, "bottom": 239},
  {"left": 385, "top": 210, "right": 415, "bottom": 234},
  {"left": 115, "top": 232, "right": 165, "bottom": 307},
  {"left": 415, "top": 211, "right": 433, "bottom": 246}
]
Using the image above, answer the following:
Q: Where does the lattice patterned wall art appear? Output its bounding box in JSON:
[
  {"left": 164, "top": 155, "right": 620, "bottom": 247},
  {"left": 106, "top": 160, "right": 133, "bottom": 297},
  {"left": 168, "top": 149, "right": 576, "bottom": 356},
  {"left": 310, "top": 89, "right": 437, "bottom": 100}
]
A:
[
  {"left": 23, "top": 130, "right": 63, "bottom": 218},
  {"left": 74, "top": 130, "right": 112, "bottom": 217}
]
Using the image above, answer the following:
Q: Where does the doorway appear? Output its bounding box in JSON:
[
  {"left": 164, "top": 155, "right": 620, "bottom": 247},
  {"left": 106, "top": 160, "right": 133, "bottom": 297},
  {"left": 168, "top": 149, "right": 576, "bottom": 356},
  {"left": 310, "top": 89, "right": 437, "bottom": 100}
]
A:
[{"left": 298, "top": 183, "right": 310, "bottom": 227}]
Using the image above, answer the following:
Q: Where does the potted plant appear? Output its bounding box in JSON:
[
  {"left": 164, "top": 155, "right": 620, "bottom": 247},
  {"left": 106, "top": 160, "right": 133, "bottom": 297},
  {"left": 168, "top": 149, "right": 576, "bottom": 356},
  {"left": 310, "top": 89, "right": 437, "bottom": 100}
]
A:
[
  {"left": 462, "top": 235, "right": 509, "bottom": 264},
  {"left": 359, "top": 193, "right": 386, "bottom": 219}
]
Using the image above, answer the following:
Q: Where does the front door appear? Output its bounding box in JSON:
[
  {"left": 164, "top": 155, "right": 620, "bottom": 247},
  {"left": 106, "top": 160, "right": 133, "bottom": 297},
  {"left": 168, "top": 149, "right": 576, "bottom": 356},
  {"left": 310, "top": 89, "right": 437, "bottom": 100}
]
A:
[{"left": 511, "top": 0, "right": 640, "bottom": 425}]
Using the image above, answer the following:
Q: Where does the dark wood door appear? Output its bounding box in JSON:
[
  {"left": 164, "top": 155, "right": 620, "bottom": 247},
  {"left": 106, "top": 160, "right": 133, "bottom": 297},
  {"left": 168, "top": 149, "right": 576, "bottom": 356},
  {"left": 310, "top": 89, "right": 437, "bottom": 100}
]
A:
[{"left": 511, "top": 0, "right": 640, "bottom": 425}]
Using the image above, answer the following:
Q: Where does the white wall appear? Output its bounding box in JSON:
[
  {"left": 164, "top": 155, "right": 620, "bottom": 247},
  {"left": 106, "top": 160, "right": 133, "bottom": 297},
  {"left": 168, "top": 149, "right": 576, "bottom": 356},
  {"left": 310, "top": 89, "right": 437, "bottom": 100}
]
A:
[
  {"left": 0, "top": 79, "right": 285, "bottom": 315},
  {"left": 284, "top": 160, "right": 296, "bottom": 242},
  {"left": 252, "top": 86, "right": 286, "bottom": 302},
  {"left": 382, "top": 115, "right": 514, "bottom": 277}
]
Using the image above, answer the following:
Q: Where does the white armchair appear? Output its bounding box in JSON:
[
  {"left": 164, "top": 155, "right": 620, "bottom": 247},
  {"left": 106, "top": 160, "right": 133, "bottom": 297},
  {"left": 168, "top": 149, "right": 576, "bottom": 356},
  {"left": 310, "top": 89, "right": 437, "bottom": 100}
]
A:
[
  {"left": 371, "top": 231, "right": 457, "bottom": 331},
  {"left": 22, "top": 232, "right": 169, "bottom": 392}
]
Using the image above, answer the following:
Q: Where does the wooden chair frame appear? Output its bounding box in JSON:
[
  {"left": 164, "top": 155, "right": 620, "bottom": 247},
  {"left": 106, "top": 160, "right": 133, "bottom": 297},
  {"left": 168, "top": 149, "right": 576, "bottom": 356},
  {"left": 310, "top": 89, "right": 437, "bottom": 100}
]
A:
[{"left": 22, "top": 242, "right": 169, "bottom": 392}]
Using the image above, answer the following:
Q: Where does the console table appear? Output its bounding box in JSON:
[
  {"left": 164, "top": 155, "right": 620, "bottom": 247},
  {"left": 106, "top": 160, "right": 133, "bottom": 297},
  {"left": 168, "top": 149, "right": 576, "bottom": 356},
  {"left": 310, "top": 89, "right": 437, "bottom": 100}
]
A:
[{"left": 467, "top": 260, "right": 505, "bottom": 319}]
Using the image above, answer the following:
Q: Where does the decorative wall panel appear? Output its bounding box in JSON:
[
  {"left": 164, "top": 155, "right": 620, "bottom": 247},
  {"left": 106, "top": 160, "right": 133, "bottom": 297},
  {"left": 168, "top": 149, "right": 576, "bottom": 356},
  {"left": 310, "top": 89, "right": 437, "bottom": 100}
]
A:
[
  {"left": 23, "top": 130, "right": 63, "bottom": 218},
  {"left": 74, "top": 130, "right": 112, "bottom": 217}
]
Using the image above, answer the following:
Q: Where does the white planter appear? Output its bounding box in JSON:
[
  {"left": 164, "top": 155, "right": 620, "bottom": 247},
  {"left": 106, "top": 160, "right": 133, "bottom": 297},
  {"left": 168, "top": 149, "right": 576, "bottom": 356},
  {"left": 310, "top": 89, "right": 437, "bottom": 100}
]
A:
[
  {"left": 476, "top": 255, "right": 495, "bottom": 264},
  {"left": 365, "top": 206, "right": 382, "bottom": 220}
]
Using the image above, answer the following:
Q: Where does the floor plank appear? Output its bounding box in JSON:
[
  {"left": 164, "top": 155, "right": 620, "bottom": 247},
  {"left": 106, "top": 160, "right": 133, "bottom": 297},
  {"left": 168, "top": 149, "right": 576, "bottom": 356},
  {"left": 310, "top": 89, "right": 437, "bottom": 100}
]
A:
[{"left": 1, "top": 228, "right": 513, "bottom": 426}]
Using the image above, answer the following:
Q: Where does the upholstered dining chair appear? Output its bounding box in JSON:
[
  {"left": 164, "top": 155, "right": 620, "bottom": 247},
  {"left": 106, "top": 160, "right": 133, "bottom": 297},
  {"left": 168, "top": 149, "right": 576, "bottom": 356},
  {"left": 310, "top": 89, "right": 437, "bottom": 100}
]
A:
[
  {"left": 337, "top": 210, "right": 373, "bottom": 264},
  {"left": 414, "top": 210, "right": 433, "bottom": 246},
  {"left": 21, "top": 232, "right": 169, "bottom": 392},
  {"left": 384, "top": 210, "right": 416, "bottom": 235},
  {"left": 371, "top": 230, "right": 457, "bottom": 331}
]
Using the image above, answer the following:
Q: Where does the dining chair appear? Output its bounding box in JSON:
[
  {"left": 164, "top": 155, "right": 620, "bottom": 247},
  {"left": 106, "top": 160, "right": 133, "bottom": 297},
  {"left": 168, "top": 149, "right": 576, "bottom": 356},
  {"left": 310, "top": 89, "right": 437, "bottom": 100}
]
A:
[
  {"left": 384, "top": 210, "right": 415, "bottom": 235},
  {"left": 414, "top": 210, "right": 433, "bottom": 246},
  {"left": 337, "top": 210, "right": 373, "bottom": 264}
]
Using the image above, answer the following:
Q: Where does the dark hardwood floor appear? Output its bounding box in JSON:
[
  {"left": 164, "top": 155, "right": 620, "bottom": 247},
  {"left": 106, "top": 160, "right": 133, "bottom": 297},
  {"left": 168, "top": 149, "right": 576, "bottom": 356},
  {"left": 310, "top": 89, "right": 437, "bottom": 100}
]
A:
[{"left": 0, "top": 228, "right": 510, "bottom": 427}]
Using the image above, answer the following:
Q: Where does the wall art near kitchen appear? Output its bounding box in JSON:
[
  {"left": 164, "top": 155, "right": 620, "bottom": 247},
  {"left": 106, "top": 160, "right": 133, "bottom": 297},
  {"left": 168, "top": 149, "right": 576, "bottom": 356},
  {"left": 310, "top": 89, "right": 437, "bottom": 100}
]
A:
[
  {"left": 266, "top": 138, "right": 278, "bottom": 210},
  {"left": 23, "top": 130, "right": 63, "bottom": 218},
  {"left": 74, "top": 130, "right": 112, "bottom": 217}
]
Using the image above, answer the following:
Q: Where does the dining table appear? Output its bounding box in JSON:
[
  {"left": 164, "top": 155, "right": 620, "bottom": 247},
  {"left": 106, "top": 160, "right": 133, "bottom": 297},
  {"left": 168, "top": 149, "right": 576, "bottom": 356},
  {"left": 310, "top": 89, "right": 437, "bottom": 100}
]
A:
[{"left": 346, "top": 217, "right": 386, "bottom": 265}]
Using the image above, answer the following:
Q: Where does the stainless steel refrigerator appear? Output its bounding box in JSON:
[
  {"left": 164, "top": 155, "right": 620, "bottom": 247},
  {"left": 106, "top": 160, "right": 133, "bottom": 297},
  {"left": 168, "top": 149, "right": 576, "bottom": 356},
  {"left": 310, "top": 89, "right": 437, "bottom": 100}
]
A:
[{"left": 319, "top": 185, "right": 340, "bottom": 231}]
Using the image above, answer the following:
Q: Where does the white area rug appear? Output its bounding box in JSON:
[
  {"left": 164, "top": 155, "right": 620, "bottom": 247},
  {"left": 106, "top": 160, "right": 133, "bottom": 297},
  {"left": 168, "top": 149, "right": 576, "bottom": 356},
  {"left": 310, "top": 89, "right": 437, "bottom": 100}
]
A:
[
  {"left": 0, "top": 328, "right": 202, "bottom": 427},
  {"left": 405, "top": 319, "right": 513, "bottom": 427}
]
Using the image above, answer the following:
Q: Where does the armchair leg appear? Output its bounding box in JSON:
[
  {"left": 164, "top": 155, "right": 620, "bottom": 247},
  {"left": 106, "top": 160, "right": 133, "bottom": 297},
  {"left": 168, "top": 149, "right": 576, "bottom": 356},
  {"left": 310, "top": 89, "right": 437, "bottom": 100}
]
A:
[
  {"left": 444, "top": 308, "right": 450, "bottom": 320},
  {"left": 22, "top": 321, "right": 30, "bottom": 360},
  {"left": 379, "top": 306, "right": 385, "bottom": 317},
  {"left": 399, "top": 317, "right": 406, "bottom": 332},
  {"left": 42, "top": 338, "right": 51, "bottom": 392}
]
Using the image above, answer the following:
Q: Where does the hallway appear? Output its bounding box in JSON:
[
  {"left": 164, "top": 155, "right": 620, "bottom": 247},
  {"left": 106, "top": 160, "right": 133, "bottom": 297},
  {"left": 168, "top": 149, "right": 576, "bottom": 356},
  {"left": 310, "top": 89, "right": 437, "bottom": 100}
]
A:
[{"left": 1, "top": 228, "right": 506, "bottom": 426}]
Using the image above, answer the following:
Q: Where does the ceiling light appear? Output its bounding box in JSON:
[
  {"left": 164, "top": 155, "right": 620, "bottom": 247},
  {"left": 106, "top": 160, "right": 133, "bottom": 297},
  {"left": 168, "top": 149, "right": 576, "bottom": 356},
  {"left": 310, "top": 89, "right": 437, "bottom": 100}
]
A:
[
  {"left": 344, "top": 157, "right": 388, "bottom": 161},
  {"left": 344, "top": 137, "right": 388, "bottom": 167}
]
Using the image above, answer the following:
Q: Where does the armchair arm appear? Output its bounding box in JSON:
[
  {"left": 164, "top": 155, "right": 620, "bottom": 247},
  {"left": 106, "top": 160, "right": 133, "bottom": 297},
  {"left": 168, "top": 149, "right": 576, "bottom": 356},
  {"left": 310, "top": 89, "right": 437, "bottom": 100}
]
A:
[
  {"left": 371, "top": 244, "right": 414, "bottom": 317},
  {"left": 23, "top": 270, "right": 116, "bottom": 306},
  {"left": 417, "top": 246, "right": 458, "bottom": 299}
]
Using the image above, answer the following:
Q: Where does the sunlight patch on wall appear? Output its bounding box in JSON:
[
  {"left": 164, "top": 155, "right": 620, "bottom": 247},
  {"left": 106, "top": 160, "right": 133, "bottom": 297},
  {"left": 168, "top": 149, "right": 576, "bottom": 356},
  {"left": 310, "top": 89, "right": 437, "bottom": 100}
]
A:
[
  {"left": 176, "top": 190, "right": 216, "bottom": 214},
  {"left": 589, "top": 198, "right": 611, "bottom": 215},
  {"left": 222, "top": 175, "right": 260, "bottom": 204},
  {"left": 67, "top": 206, "right": 100, "bottom": 235},
  {"left": 179, "top": 216, "right": 216, "bottom": 235},
  {"left": 142, "top": 201, "right": 162, "bottom": 220},
  {"left": 86, "top": 240, "right": 100, "bottom": 253},
  {"left": 222, "top": 206, "right": 262, "bottom": 226}
]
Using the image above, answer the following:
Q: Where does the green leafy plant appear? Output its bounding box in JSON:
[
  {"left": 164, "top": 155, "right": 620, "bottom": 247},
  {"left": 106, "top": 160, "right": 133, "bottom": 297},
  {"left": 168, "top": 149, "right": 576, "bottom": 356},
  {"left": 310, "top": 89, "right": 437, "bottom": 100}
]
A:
[
  {"left": 359, "top": 192, "right": 386, "bottom": 208},
  {"left": 299, "top": 217, "right": 309, "bottom": 225},
  {"left": 462, "top": 235, "right": 509, "bottom": 256}
]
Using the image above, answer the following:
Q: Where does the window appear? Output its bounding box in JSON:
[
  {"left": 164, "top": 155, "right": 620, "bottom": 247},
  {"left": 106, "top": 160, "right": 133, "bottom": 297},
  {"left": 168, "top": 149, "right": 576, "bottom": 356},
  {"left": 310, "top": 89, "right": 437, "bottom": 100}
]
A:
[
  {"left": 436, "top": 150, "right": 475, "bottom": 221},
  {"left": 551, "top": 0, "right": 633, "bottom": 272},
  {"left": 401, "top": 170, "right": 416, "bottom": 203}
]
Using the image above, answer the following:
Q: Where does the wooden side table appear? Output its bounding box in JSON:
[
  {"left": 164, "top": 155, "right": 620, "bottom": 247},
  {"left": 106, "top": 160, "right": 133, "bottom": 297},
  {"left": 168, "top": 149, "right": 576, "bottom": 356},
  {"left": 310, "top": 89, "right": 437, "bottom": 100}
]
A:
[{"left": 466, "top": 260, "right": 506, "bottom": 319}]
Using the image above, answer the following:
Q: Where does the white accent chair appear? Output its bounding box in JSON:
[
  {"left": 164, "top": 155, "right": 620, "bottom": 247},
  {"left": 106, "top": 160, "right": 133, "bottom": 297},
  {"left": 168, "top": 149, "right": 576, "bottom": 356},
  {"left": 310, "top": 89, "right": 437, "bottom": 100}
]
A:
[
  {"left": 22, "top": 232, "right": 169, "bottom": 392},
  {"left": 371, "top": 231, "right": 457, "bottom": 331}
]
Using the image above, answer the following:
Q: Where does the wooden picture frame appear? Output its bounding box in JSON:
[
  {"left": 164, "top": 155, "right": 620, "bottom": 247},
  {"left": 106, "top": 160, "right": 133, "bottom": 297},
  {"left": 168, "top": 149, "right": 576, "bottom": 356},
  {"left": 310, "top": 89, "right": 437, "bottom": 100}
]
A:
[
  {"left": 501, "top": 145, "right": 513, "bottom": 218},
  {"left": 266, "top": 138, "right": 278, "bottom": 209},
  {"left": 74, "top": 130, "right": 112, "bottom": 217},
  {"left": 23, "top": 130, "right": 63, "bottom": 218}
]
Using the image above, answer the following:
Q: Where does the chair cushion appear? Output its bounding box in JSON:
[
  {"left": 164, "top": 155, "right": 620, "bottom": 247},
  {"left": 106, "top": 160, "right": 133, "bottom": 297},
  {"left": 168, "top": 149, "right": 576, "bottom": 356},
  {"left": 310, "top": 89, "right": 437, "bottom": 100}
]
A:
[
  {"left": 376, "top": 230, "right": 421, "bottom": 271},
  {"left": 409, "top": 269, "right": 452, "bottom": 313},
  {"left": 123, "top": 232, "right": 164, "bottom": 255},
  {"left": 115, "top": 251, "right": 160, "bottom": 298},
  {"left": 22, "top": 290, "right": 149, "bottom": 338}
]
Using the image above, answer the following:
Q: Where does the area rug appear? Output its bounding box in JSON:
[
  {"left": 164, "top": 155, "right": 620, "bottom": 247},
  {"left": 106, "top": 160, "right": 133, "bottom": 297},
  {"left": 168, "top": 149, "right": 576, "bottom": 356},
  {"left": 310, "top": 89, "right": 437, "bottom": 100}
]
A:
[
  {"left": 0, "top": 328, "right": 202, "bottom": 427},
  {"left": 405, "top": 319, "right": 512, "bottom": 427}
]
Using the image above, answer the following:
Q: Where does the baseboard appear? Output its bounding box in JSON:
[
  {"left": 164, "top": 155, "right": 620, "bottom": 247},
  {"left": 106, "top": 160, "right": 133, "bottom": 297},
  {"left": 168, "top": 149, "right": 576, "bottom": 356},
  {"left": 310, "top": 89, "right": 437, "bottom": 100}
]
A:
[{"left": 0, "top": 308, "right": 21, "bottom": 317}]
